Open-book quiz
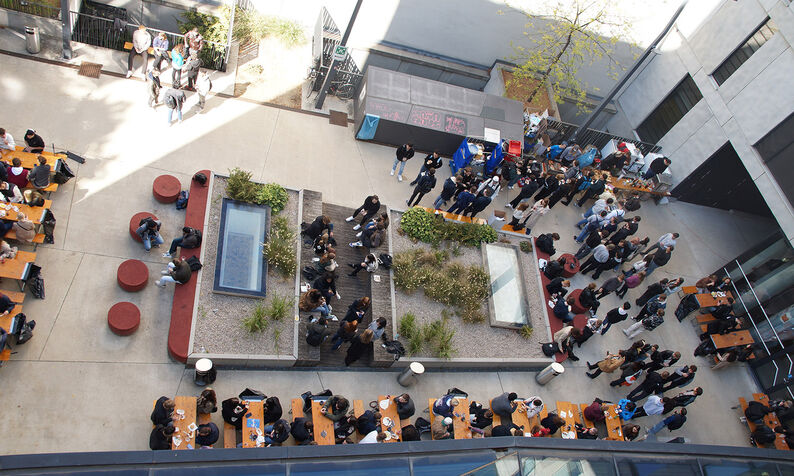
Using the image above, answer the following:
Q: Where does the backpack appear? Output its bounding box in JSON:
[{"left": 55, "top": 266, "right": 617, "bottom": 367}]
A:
[
  {"left": 542, "top": 342, "right": 558, "bottom": 357},
  {"left": 302, "top": 266, "right": 318, "bottom": 282},
  {"left": 544, "top": 260, "right": 563, "bottom": 279},
  {"left": 306, "top": 327, "right": 324, "bottom": 346},
  {"left": 182, "top": 228, "right": 202, "bottom": 248},
  {"left": 175, "top": 191, "right": 189, "bottom": 210},
  {"left": 42, "top": 210, "right": 56, "bottom": 244},
  {"left": 16, "top": 319, "right": 35, "bottom": 345},
  {"left": 186, "top": 256, "right": 203, "bottom": 271},
  {"left": 165, "top": 94, "right": 176, "bottom": 109},
  {"left": 536, "top": 235, "right": 556, "bottom": 256},
  {"left": 53, "top": 159, "right": 75, "bottom": 184},
  {"left": 378, "top": 254, "right": 393, "bottom": 269},
  {"left": 193, "top": 172, "right": 207, "bottom": 185},
  {"left": 383, "top": 339, "right": 405, "bottom": 361},
  {"left": 26, "top": 264, "right": 45, "bottom": 299},
  {"left": 414, "top": 417, "right": 431, "bottom": 434}
]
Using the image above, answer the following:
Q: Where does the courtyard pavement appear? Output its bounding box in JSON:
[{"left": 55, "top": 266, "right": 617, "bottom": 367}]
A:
[{"left": 0, "top": 51, "right": 781, "bottom": 454}]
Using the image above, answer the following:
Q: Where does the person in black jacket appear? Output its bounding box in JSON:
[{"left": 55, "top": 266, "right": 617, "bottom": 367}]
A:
[
  {"left": 546, "top": 278, "right": 571, "bottom": 298},
  {"left": 643, "top": 156, "right": 671, "bottom": 180},
  {"left": 346, "top": 195, "right": 381, "bottom": 230},
  {"left": 221, "top": 397, "right": 248, "bottom": 429},
  {"left": 600, "top": 302, "right": 631, "bottom": 335},
  {"left": 263, "top": 419, "right": 291, "bottom": 445},
  {"left": 464, "top": 189, "right": 493, "bottom": 218},
  {"left": 410, "top": 151, "right": 443, "bottom": 185},
  {"left": 290, "top": 417, "right": 314, "bottom": 444},
  {"left": 535, "top": 232, "right": 559, "bottom": 255},
  {"left": 579, "top": 283, "right": 600, "bottom": 312},
  {"left": 149, "top": 424, "right": 175, "bottom": 450},
  {"left": 534, "top": 174, "right": 559, "bottom": 201},
  {"left": 507, "top": 173, "right": 540, "bottom": 209},
  {"left": 312, "top": 272, "right": 338, "bottom": 301},
  {"left": 407, "top": 168, "right": 437, "bottom": 207},
  {"left": 627, "top": 370, "right": 669, "bottom": 402},
  {"left": 646, "top": 246, "right": 673, "bottom": 275},
  {"left": 646, "top": 349, "right": 680, "bottom": 372},
  {"left": 391, "top": 143, "right": 414, "bottom": 181},
  {"left": 195, "top": 422, "right": 219, "bottom": 447},
  {"left": 150, "top": 396, "right": 176, "bottom": 426},
  {"left": 540, "top": 414, "right": 565, "bottom": 435},
  {"left": 576, "top": 174, "right": 608, "bottom": 207},
  {"left": 301, "top": 215, "right": 333, "bottom": 241},
  {"left": 469, "top": 401, "right": 494, "bottom": 429},
  {"left": 434, "top": 176, "right": 457, "bottom": 210},
  {"left": 492, "top": 423, "right": 522, "bottom": 437},
  {"left": 394, "top": 394, "right": 415, "bottom": 420},
  {"left": 345, "top": 329, "right": 374, "bottom": 366},
  {"left": 635, "top": 279, "right": 668, "bottom": 307},
  {"left": 22, "top": 130, "right": 45, "bottom": 153},
  {"left": 355, "top": 410, "right": 381, "bottom": 435},
  {"left": 263, "top": 396, "right": 283, "bottom": 424},
  {"left": 608, "top": 216, "right": 641, "bottom": 245}
]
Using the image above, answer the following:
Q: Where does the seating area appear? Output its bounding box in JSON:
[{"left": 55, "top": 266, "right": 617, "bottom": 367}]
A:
[{"left": 739, "top": 393, "right": 790, "bottom": 450}]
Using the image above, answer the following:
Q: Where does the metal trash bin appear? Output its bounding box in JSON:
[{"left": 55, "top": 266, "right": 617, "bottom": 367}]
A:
[
  {"left": 194, "top": 358, "right": 215, "bottom": 386},
  {"left": 397, "top": 362, "right": 425, "bottom": 387},
  {"left": 25, "top": 26, "right": 41, "bottom": 54},
  {"left": 535, "top": 362, "right": 564, "bottom": 385}
]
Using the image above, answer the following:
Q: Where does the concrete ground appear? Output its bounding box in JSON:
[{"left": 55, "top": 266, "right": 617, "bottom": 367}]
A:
[{"left": 0, "top": 50, "right": 780, "bottom": 455}]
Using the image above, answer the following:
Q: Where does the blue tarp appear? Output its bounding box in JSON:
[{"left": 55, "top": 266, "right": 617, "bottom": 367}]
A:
[
  {"left": 356, "top": 114, "right": 380, "bottom": 140},
  {"left": 451, "top": 139, "right": 473, "bottom": 174},
  {"left": 486, "top": 140, "right": 504, "bottom": 175},
  {"left": 577, "top": 148, "right": 597, "bottom": 168}
]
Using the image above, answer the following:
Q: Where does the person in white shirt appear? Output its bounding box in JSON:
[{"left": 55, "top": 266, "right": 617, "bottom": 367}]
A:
[
  {"left": 631, "top": 394, "right": 666, "bottom": 418},
  {"left": 359, "top": 430, "right": 386, "bottom": 444},
  {"left": 0, "top": 181, "right": 23, "bottom": 203},
  {"left": 643, "top": 233, "right": 679, "bottom": 257},
  {"left": 126, "top": 25, "right": 152, "bottom": 78},
  {"left": 522, "top": 396, "right": 544, "bottom": 418},
  {"left": 0, "top": 128, "right": 14, "bottom": 151}
]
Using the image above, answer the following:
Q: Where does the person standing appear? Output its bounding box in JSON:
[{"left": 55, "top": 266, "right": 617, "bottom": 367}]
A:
[
  {"left": 508, "top": 202, "right": 530, "bottom": 229},
  {"left": 562, "top": 170, "right": 593, "bottom": 206},
  {"left": 626, "top": 370, "right": 668, "bottom": 402},
  {"left": 410, "top": 151, "right": 442, "bottom": 186},
  {"left": 184, "top": 53, "right": 202, "bottom": 91},
  {"left": 635, "top": 279, "right": 668, "bottom": 307},
  {"left": 586, "top": 351, "right": 625, "bottom": 378},
  {"left": 126, "top": 25, "right": 152, "bottom": 78},
  {"left": 22, "top": 129, "right": 45, "bottom": 153},
  {"left": 345, "top": 329, "right": 374, "bottom": 366},
  {"left": 521, "top": 198, "right": 549, "bottom": 234},
  {"left": 391, "top": 143, "right": 414, "bottom": 182},
  {"left": 184, "top": 27, "right": 204, "bottom": 58},
  {"left": 164, "top": 88, "right": 186, "bottom": 124},
  {"left": 645, "top": 408, "right": 686, "bottom": 438},
  {"left": 608, "top": 216, "right": 641, "bottom": 245},
  {"left": 507, "top": 173, "right": 540, "bottom": 209},
  {"left": 434, "top": 175, "right": 457, "bottom": 210},
  {"left": 634, "top": 294, "right": 667, "bottom": 322},
  {"left": 346, "top": 195, "right": 381, "bottom": 230},
  {"left": 407, "top": 168, "right": 436, "bottom": 207},
  {"left": 448, "top": 186, "right": 476, "bottom": 215},
  {"left": 533, "top": 173, "right": 559, "bottom": 201},
  {"left": 576, "top": 173, "right": 608, "bottom": 207},
  {"left": 662, "top": 365, "right": 697, "bottom": 392},
  {"left": 596, "top": 274, "right": 625, "bottom": 300},
  {"left": 196, "top": 70, "right": 212, "bottom": 110},
  {"left": 464, "top": 189, "right": 493, "bottom": 219},
  {"left": 147, "top": 69, "right": 161, "bottom": 108},
  {"left": 170, "top": 44, "right": 185, "bottom": 89},
  {"left": 600, "top": 302, "right": 631, "bottom": 335},
  {"left": 668, "top": 388, "right": 703, "bottom": 412},
  {"left": 645, "top": 246, "right": 673, "bottom": 275},
  {"left": 643, "top": 156, "right": 671, "bottom": 180},
  {"left": 643, "top": 233, "right": 679, "bottom": 257},
  {"left": 575, "top": 210, "right": 608, "bottom": 243},
  {"left": 646, "top": 349, "right": 681, "bottom": 372},
  {"left": 579, "top": 243, "right": 613, "bottom": 278},
  {"left": 623, "top": 309, "right": 665, "bottom": 339},
  {"left": 151, "top": 32, "right": 170, "bottom": 71}
]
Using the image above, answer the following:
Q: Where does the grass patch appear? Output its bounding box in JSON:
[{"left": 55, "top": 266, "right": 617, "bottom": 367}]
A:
[
  {"left": 227, "top": 168, "right": 289, "bottom": 213},
  {"left": 242, "top": 302, "right": 269, "bottom": 333},
  {"left": 263, "top": 216, "right": 297, "bottom": 278},
  {"left": 398, "top": 312, "right": 456, "bottom": 359},
  {"left": 399, "top": 207, "right": 497, "bottom": 247},
  {"left": 519, "top": 325, "right": 534, "bottom": 339}
]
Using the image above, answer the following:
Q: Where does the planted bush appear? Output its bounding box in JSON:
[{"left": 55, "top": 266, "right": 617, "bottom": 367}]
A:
[
  {"left": 242, "top": 302, "right": 269, "bottom": 333},
  {"left": 227, "top": 168, "right": 259, "bottom": 202},
  {"left": 398, "top": 312, "right": 456, "bottom": 359},
  {"left": 256, "top": 183, "right": 288, "bottom": 213},
  {"left": 266, "top": 293, "right": 290, "bottom": 321},
  {"left": 399, "top": 207, "right": 497, "bottom": 247},
  {"left": 263, "top": 215, "right": 297, "bottom": 278}
]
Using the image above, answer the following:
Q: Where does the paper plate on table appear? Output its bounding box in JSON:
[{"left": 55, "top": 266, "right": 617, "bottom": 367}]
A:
[
  {"left": 188, "top": 423, "right": 198, "bottom": 432},
  {"left": 561, "top": 431, "right": 575, "bottom": 439},
  {"left": 172, "top": 436, "right": 182, "bottom": 447},
  {"left": 379, "top": 399, "right": 389, "bottom": 410},
  {"left": 176, "top": 409, "right": 185, "bottom": 416},
  {"left": 382, "top": 417, "right": 393, "bottom": 427}
]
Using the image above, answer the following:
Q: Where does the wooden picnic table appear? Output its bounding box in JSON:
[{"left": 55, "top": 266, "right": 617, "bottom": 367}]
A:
[
  {"left": 711, "top": 330, "right": 753, "bottom": 350},
  {"left": 428, "top": 397, "right": 472, "bottom": 439},
  {"left": 242, "top": 400, "right": 264, "bottom": 448},
  {"left": 603, "top": 404, "right": 624, "bottom": 441},
  {"left": 311, "top": 399, "right": 336, "bottom": 446},
  {"left": 416, "top": 206, "right": 487, "bottom": 226},
  {"left": 695, "top": 291, "right": 733, "bottom": 308},
  {"left": 606, "top": 176, "right": 670, "bottom": 197},
  {"left": 0, "top": 201, "right": 51, "bottom": 225},
  {"left": 1, "top": 148, "right": 60, "bottom": 170},
  {"left": 378, "top": 395, "right": 402, "bottom": 442},
  {"left": 753, "top": 393, "right": 790, "bottom": 450},
  {"left": 0, "top": 250, "right": 35, "bottom": 283},
  {"left": 171, "top": 396, "right": 197, "bottom": 450},
  {"left": 555, "top": 401, "right": 578, "bottom": 439}
]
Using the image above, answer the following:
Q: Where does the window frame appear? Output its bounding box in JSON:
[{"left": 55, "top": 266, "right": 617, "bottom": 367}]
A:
[
  {"left": 635, "top": 74, "right": 703, "bottom": 144},
  {"left": 711, "top": 17, "right": 777, "bottom": 86}
]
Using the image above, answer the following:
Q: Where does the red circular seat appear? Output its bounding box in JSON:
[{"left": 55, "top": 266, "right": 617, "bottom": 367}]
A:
[
  {"left": 560, "top": 253, "right": 580, "bottom": 278},
  {"left": 129, "top": 212, "right": 158, "bottom": 242},
  {"left": 108, "top": 302, "right": 141, "bottom": 336},
  {"left": 153, "top": 175, "right": 181, "bottom": 203},
  {"left": 117, "top": 259, "right": 149, "bottom": 292},
  {"left": 570, "top": 288, "right": 588, "bottom": 314}
]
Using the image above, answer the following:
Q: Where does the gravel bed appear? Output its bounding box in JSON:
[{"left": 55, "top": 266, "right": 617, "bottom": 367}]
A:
[
  {"left": 390, "top": 210, "right": 545, "bottom": 360},
  {"left": 192, "top": 176, "right": 298, "bottom": 355}
]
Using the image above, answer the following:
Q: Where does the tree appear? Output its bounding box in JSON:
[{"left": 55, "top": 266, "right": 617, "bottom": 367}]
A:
[{"left": 504, "top": 0, "right": 633, "bottom": 112}]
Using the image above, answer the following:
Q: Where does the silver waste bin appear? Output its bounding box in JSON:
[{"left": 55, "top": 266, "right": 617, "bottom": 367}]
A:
[
  {"left": 194, "top": 358, "right": 215, "bottom": 386},
  {"left": 397, "top": 362, "right": 425, "bottom": 387},
  {"left": 25, "top": 26, "right": 40, "bottom": 54},
  {"left": 535, "top": 362, "right": 565, "bottom": 385}
]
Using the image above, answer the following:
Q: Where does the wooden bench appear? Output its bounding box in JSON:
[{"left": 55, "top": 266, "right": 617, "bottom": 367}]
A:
[
  {"left": 500, "top": 223, "right": 526, "bottom": 236},
  {"left": 197, "top": 413, "right": 211, "bottom": 425},
  {"left": 416, "top": 206, "right": 487, "bottom": 226},
  {"left": 696, "top": 314, "right": 716, "bottom": 324},
  {"left": 123, "top": 41, "right": 156, "bottom": 56},
  {"left": 748, "top": 394, "right": 790, "bottom": 450},
  {"left": 223, "top": 422, "right": 237, "bottom": 448},
  {"left": 682, "top": 286, "right": 698, "bottom": 294},
  {"left": 24, "top": 182, "right": 58, "bottom": 193},
  {"left": 352, "top": 399, "right": 365, "bottom": 440},
  {"left": 4, "top": 229, "right": 46, "bottom": 244},
  {"left": 0, "top": 289, "right": 26, "bottom": 304},
  {"left": 579, "top": 403, "right": 595, "bottom": 428}
]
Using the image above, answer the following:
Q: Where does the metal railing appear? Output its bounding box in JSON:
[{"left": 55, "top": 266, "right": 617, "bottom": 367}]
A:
[
  {"left": 0, "top": 0, "right": 60, "bottom": 19},
  {"left": 545, "top": 118, "right": 662, "bottom": 156},
  {"left": 68, "top": 11, "right": 228, "bottom": 71}
]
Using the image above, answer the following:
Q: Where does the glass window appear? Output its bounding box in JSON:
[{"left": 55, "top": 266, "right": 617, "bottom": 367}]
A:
[
  {"left": 413, "top": 452, "right": 497, "bottom": 476},
  {"left": 616, "top": 458, "right": 700, "bottom": 476},
  {"left": 701, "top": 458, "right": 779, "bottom": 476},
  {"left": 712, "top": 18, "right": 777, "bottom": 86},
  {"left": 213, "top": 199, "right": 269, "bottom": 297},
  {"left": 290, "top": 459, "right": 409, "bottom": 476},
  {"left": 522, "top": 455, "right": 616, "bottom": 476},
  {"left": 636, "top": 75, "right": 702, "bottom": 143},
  {"left": 153, "top": 464, "right": 286, "bottom": 476},
  {"left": 484, "top": 244, "right": 529, "bottom": 327}
]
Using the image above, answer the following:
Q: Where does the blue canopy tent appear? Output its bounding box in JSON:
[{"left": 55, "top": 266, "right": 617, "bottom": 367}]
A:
[{"left": 486, "top": 140, "right": 504, "bottom": 175}]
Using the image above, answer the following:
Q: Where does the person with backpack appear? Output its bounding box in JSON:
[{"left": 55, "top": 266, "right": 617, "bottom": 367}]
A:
[
  {"left": 155, "top": 257, "right": 192, "bottom": 287},
  {"left": 163, "top": 226, "right": 202, "bottom": 258},
  {"left": 306, "top": 316, "right": 331, "bottom": 347},
  {"left": 147, "top": 69, "right": 161, "bottom": 109},
  {"left": 447, "top": 186, "right": 476, "bottom": 215},
  {"left": 433, "top": 175, "right": 457, "bottom": 211},
  {"left": 575, "top": 173, "right": 608, "bottom": 207},
  {"left": 410, "top": 151, "right": 443, "bottom": 186},
  {"left": 645, "top": 408, "right": 687, "bottom": 438},
  {"left": 406, "top": 168, "right": 437, "bottom": 207},
  {"left": 136, "top": 216, "right": 163, "bottom": 251},
  {"left": 164, "top": 87, "right": 187, "bottom": 124},
  {"left": 464, "top": 188, "right": 493, "bottom": 219},
  {"left": 196, "top": 71, "right": 212, "bottom": 110}
]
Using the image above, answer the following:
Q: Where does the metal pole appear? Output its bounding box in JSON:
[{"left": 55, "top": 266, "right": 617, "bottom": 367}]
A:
[
  {"left": 572, "top": 0, "right": 689, "bottom": 142},
  {"left": 314, "top": 0, "right": 363, "bottom": 110},
  {"left": 225, "top": 0, "right": 235, "bottom": 69},
  {"left": 60, "top": 0, "right": 72, "bottom": 60}
]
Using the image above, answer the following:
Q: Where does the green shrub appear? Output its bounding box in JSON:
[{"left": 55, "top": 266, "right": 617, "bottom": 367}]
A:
[
  {"left": 519, "top": 325, "right": 534, "bottom": 339},
  {"left": 399, "top": 207, "right": 497, "bottom": 247},
  {"left": 179, "top": 6, "right": 305, "bottom": 48},
  {"left": 255, "top": 183, "right": 288, "bottom": 213},
  {"left": 398, "top": 312, "right": 418, "bottom": 338},
  {"left": 263, "top": 215, "right": 297, "bottom": 278},
  {"left": 242, "top": 302, "right": 269, "bottom": 333},
  {"left": 408, "top": 332, "right": 424, "bottom": 355},
  {"left": 227, "top": 168, "right": 258, "bottom": 202},
  {"left": 267, "top": 293, "right": 290, "bottom": 321},
  {"left": 519, "top": 241, "right": 533, "bottom": 253}
]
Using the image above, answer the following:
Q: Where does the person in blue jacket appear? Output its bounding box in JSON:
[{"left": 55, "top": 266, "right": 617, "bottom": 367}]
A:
[
  {"left": 545, "top": 142, "right": 567, "bottom": 161},
  {"left": 434, "top": 176, "right": 457, "bottom": 210},
  {"left": 618, "top": 398, "right": 637, "bottom": 420},
  {"left": 433, "top": 395, "right": 459, "bottom": 418},
  {"left": 448, "top": 186, "right": 476, "bottom": 215}
]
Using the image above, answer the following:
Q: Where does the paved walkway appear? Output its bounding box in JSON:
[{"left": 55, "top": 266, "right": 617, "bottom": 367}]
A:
[{"left": 0, "top": 51, "right": 781, "bottom": 454}]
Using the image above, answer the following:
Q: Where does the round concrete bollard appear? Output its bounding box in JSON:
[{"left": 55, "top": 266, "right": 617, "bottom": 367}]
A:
[
  {"left": 117, "top": 259, "right": 149, "bottom": 292},
  {"left": 194, "top": 358, "right": 216, "bottom": 386},
  {"left": 535, "top": 362, "right": 565, "bottom": 385},
  {"left": 397, "top": 362, "right": 425, "bottom": 387},
  {"left": 152, "top": 175, "right": 181, "bottom": 203},
  {"left": 107, "top": 302, "right": 141, "bottom": 336}
]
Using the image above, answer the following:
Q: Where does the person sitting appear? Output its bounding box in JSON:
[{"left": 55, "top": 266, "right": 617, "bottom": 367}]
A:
[
  {"left": 575, "top": 423, "right": 598, "bottom": 439},
  {"left": 469, "top": 401, "right": 493, "bottom": 429},
  {"left": 0, "top": 292, "right": 15, "bottom": 316},
  {"left": 262, "top": 419, "right": 290, "bottom": 446},
  {"left": 582, "top": 398, "right": 608, "bottom": 423},
  {"left": 530, "top": 425, "right": 551, "bottom": 437},
  {"left": 368, "top": 316, "right": 388, "bottom": 340},
  {"left": 617, "top": 399, "right": 636, "bottom": 420},
  {"left": 622, "top": 424, "right": 641, "bottom": 441},
  {"left": 313, "top": 272, "right": 339, "bottom": 302},
  {"left": 301, "top": 215, "right": 333, "bottom": 241},
  {"left": 5, "top": 158, "right": 28, "bottom": 190},
  {"left": 350, "top": 223, "right": 385, "bottom": 249},
  {"left": 155, "top": 257, "right": 192, "bottom": 287},
  {"left": 313, "top": 233, "right": 332, "bottom": 256},
  {"left": 401, "top": 424, "right": 421, "bottom": 441},
  {"left": 432, "top": 395, "right": 460, "bottom": 418},
  {"left": 149, "top": 423, "right": 175, "bottom": 450},
  {"left": 0, "top": 181, "right": 23, "bottom": 203},
  {"left": 263, "top": 396, "right": 283, "bottom": 424},
  {"left": 491, "top": 423, "right": 522, "bottom": 437},
  {"left": 522, "top": 397, "right": 544, "bottom": 418},
  {"left": 150, "top": 396, "right": 176, "bottom": 426},
  {"left": 299, "top": 289, "right": 333, "bottom": 319},
  {"left": 745, "top": 400, "right": 772, "bottom": 424},
  {"left": 431, "top": 416, "right": 453, "bottom": 440},
  {"left": 359, "top": 430, "right": 387, "bottom": 444},
  {"left": 394, "top": 393, "right": 415, "bottom": 420},
  {"left": 540, "top": 414, "right": 565, "bottom": 435},
  {"left": 751, "top": 425, "right": 778, "bottom": 446},
  {"left": 535, "top": 233, "right": 560, "bottom": 255},
  {"left": 163, "top": 226, "right": 202, "bottom": 258},
  {"left": 23, "top": 129, "right": 45, "bottom": 153},
  {"left": 349, "top": 253, "right": 378, "bottom": 277},
  {"left": 11, "top": 212, "right": 36, "bottom": 243},
  {"left": 306, "top": 316, "right": 331, "bottom": 347},
  {"left": 290, "top": 417, "right": 314, "bottom": 445},
  {"left": 552, "top": 296, "right": 576, "bottom": 324},
  {"left": 0, "top": 239, "right": 18, "bottom": 260},
  {"left": 321, "top": 395, "right": 349, "bottom": 422},
  {"left": 355, "top": 410, "right": 381, "bottom": 435},
  {"left": 490, "top": 392, "right": 519, "bottom": 420},
  {"left": 221, "top": 397, "right": 248, "bottom": 428},
  {"left": 27, "top": 155, "right": 51, "bottom": 190},
  {"left": 136, "top": 216, "right": 163, "bottom": 252},
  {"left": 546, "top": 278, "right": 571, "bottom": 298},
  {"left": 196, "top": 388, "right": 217, "bottom": 414},
  {"left": 195, "top": 422, "right": 219, "bottom": 447}
]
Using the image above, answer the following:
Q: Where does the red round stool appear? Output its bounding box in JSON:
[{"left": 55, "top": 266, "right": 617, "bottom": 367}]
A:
[
  {"left": 117, "top": 259, "right": 149, "bottom": 292},
  {"left": 129, "top": 212, "right": 158, "bottom": 242},
  {"left": 108, "top": 302, "right": 141, "bottom": 336},
  {"left": 560, "top": 253, "right": 580, "bottom": 278},
  {"left": 153, "top": 175, "right": 181, "bottom": 203},
  {"left": 570, "top": 288, "right": 588, "bottom": 314}
]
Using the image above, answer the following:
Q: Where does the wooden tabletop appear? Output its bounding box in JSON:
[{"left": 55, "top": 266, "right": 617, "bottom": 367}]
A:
[
  {"left": 511, "top": 403, "right": 533, "bottom": 435},
  {"left": 171, "top": 396, "right": 197, "bottom": 450},
  {"left": 311, "top": 399, "right": 336, "bottom": 446},
  {"left": 1, "top": 148, "right": 59, "bottom": 169},
  {"left": 0, "top": 251, "right": 36, "bottom": 280},
  {"left": 377, "top": 395, "right": 402, "bottom": 442},
  {"left": 0, "top": 304, "right": 23, "bottom": 332},
  {"left": 555, "top": 401, "right": 578, "bottom": 439},
  {"left": 754, "top": 393, "right": 790, "bottom": 450},
  {"left": 606, "top": 176, "right": 670, "bottom": 196},
  {"left": 242, "top": 400, "right": 265, "bottom": 448},
  {"left": 695, "top": 291, "right": 733, "bottom": 308},
  {"left": 603, "top": 404, "right": 624, "bottom": 441},
  {"left": 0, "top": 202, "right": 50, "bottom": 225},
  {"left": 450, "top": 398, "right": 472, "bottom": 439},
  {"left": 711, "top": 330, "right": 753, "bottom": 349}
]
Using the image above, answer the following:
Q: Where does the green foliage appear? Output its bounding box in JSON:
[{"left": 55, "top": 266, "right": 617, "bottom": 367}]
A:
[
  {"left": 505, "top": 1, "right": 634, "bottom": 112},
  {"left": 242, "top": 302, "right": 269, "bottom": 333},
  {"left": 519, "top": 241, "right": 533, "bottom": 253},
  {"left": 399, "top": 207, "right": 498, "bottom": 247},
  {"left": 393, "top": 250, "right": 490, "bottom": 324},
  {"left": 398, "top": 312, "right": 418, "bottom": 339},
  {"left": 519, "top": 325, "right": 534, "bottom": 339},
  {"left": 227, "top": 168, "right": 258, "bottom": 202},
  {"left": 451, "top": 245, "right": 463, "bottom": 257},
  {"left": 263, "top": 216, "right": 297, "bottom": 278},
  {"left": 178, "top": 6, "right": 305, "bottom": 49},
  {"left": 178, "top": 9, "right": 228, "bottom": 44},
  {"left": 255, "top": 183, "right": 288, "bottom": 213},
  {"left": 266, "top": 293, "right": 290, "bottom": 321},
  {"left": 408, "top": 332, "right": 424, "bottom": 355},
  {"left": 400, "top": 312, "right": 455, "bottom": 359}
]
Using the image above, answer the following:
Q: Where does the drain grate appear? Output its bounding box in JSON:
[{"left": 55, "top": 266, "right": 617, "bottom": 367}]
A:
[
  {"left": 77, "top": 62, "right": 103, "bottom": 78},
  {"left": 329, "top": 110, "right": 348, "bottom": 127}
]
